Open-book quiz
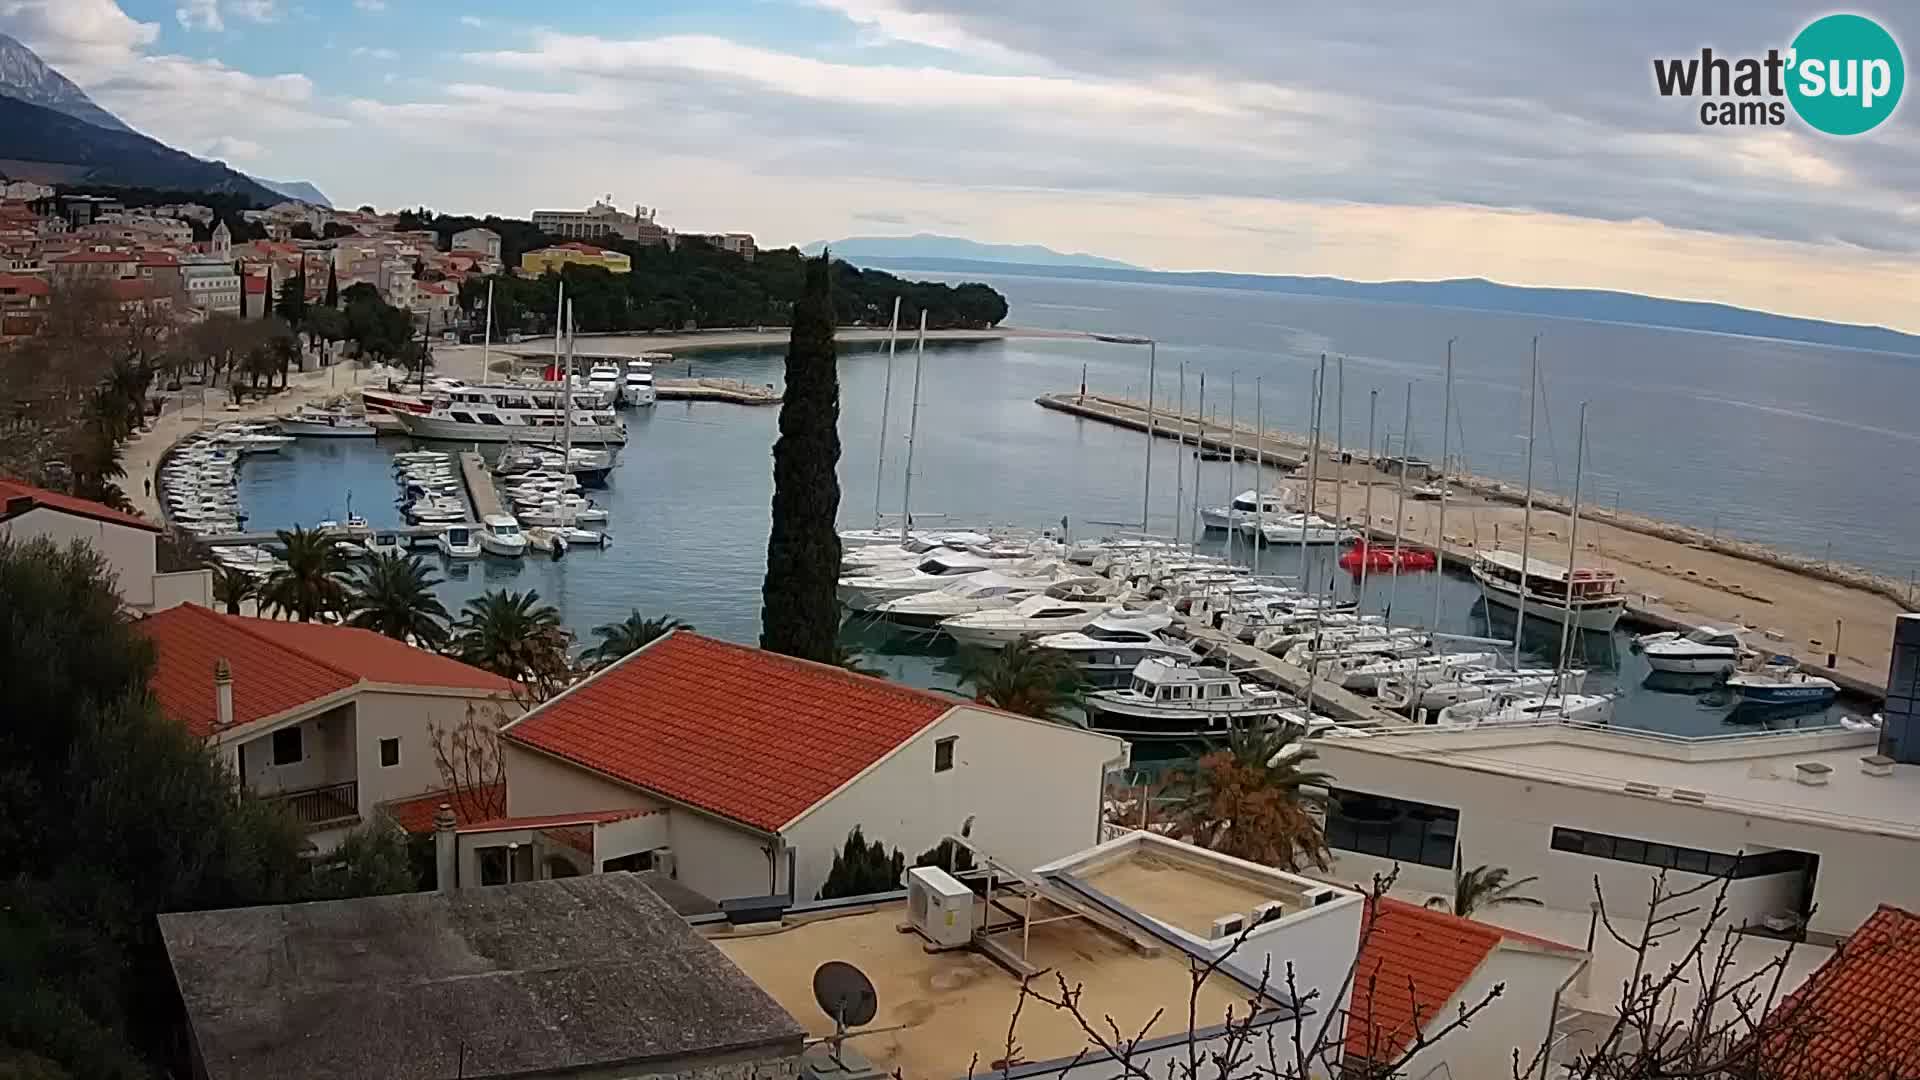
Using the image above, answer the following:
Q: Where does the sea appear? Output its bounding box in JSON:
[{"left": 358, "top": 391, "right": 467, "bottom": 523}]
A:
[{"left": 233, "top": 273, "right": 1915, "bottom": 743}]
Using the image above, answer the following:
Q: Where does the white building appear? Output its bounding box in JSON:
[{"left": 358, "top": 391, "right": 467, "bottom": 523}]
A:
[
  {"left": 451, "top": 227, "right": 501, "bottom": 259},
  {"left": 492, "top": 630, "right": 1131, "bottom": 904},
  {"left": 3, "top": 180, "right": 53, "bottom": 201},
  {"left": 1309, "top": 721, "right": 1919, "bottom": 938},
  {"left": 532, "top": 199, "right": 669, "bottom": 244},
  {"left": 181, "top": 260, "right": 241, "bottom": 315},
  {"left": 0, "top": 478, "right": 208, "bottom": 612}
]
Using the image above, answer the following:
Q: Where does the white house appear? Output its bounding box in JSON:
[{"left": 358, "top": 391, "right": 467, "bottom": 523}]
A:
[
  {"left": 138, "top": 604, "right": 516, "bottom": 852},
  {"left": 451, "top": 227, "right": 502, "bottom": 260},
  {"left": 0, "top": 477, "right": 208, "bottom": 611},
  {"left": 494, "top": 630, "right": 1132, "bottom": 904}
]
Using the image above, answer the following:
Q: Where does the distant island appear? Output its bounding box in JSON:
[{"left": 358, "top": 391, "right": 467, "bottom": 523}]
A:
[
  {"left": 806, "top": 234, "right": 1139, "bottom": 271},
  {"left": 846, "top": 256, "right": 1920, "bottom": 358}
]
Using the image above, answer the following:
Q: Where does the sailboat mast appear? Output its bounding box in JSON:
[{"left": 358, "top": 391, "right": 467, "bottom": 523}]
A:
[
  {"left": 1174, "top": 362, "right": 1186, "bottom": 546},
  {"left": 551, "top": 281, "right": 565, "bottom": 383},
  {"left": 1555, "top": 402, "right": 1589, "bottom": 710},
  {"left": 1141, "top": 341, "right": 1156, "bottom": 534},
  {"left": 480, "top": 279, "right": 494, "bottom": 387},
  {"left": 563, "top": 302, "right": 574, "bottom": 463},
  {"left": 1253, "top": 378, "right": 1263, "bottom": 578},
  {"left": 873, "top": 297, "right": 901, "bottom": 529},
  {"left": 898, "top": 310, "right": 927, "bottom": 542},
  {"left": 1191, "top": 372, "right": 1205, "bottom": 556},
  {"left": 1431, "top": 338, "right": 1454, "bottom": 630},
  {"left": 1514, "top": 337, "right": 1539, "bottom": 668},
  {"left": 1333, "top": 356, "right": 1344, "bottom": 586},
  {"left": 1386, "top": 384, "right": 1411, "bottom": 621},
  {"left": 1227, "top": 376, "right": 1238, "bottom": 564},
  {"left": 1298, "top": 357, "right": 1324, "bottom": 575},
  {"left": 1358, "top": 389, "right": 1377, "bottom": 603}
]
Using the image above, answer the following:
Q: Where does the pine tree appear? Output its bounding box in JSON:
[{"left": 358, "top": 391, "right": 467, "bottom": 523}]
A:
[
  {"left": 276, "top": 273, "right": 306, "bottom": 326},
  {"left": 759, "top": 253, "right": 843, "bottom": 662},
  {"left": 323, "top": 261, "right": 338, "bottom": 308}
]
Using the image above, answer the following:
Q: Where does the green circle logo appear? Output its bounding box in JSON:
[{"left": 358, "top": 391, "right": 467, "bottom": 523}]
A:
[{"left": 1787, "top": 14, "right": 1904, "bottom": 135}]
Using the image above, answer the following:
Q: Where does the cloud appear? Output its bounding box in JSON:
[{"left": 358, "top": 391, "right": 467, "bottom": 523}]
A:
[
  {"left": 175, "top": 0, "right": 220, "bottom": 31},
  {"left": 203, "top": 134, "right": 263, "bottom": 160},
  {"left": 350, "top": 45, "right": 397, "bottom": 60},
  {"left": 0, "top": 0, "right": 158, "bottom": 77}
]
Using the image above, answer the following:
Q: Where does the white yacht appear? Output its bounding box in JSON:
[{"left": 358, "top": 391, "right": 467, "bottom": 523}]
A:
[
  {"left": 1084, "top": 657, "right": 1294, "bottom": 742},
  {"left": 837, "top": 552, "right": 1002, "bottom": 610},
  {"left": 1200, "top": 489, "right": 1292, "bottom": 532},
  {"left": 1339, "top": 651, "right": 1502, "bottom": 693},
  {"left": 519, "top": 499, "right": 610, "bottom": 526},
  {"left": 1034, "top": 609, "right": 1198, "bottom": 687},
  {"left": 1378, "top": 667, "right": 1581, "bottom": 713},
  {"left": 479, "top": 514, "right": 528, "bottom": 558},
  {"left": 363, "top": 532, "right": 406, "bottom": 559},
  {"left": 1436, "top": 691, "right": 1616, "bottom": 727},
  {"left": 588, "top": 362, "right": 621, "bottom": 401},
  {"left": 871, "top": 571, "right": 1074, "bottom": 628},
  {"left": 1248, "top": 513, "right": 1352, "bottom": 546},
  {"left": 939, "top": 594, "right": 1132, "bottom": 650},
  {"left": 624, "top": 358, "right": 657, "bottom": 406},
  {"left": 392, "top": 383, "right": 628, "bottom": 445},
  {"left": 277, "top": 407, "right": 376, "bottom": 438},
  {"left": 1634, "top": 625, "right": 1753, "bottom": 674},
  {"left": 436, "top": 524, "right": 482, "bottom": 559},
  {"left": 1472, "top": 550, "right": 1627, "bottom": 633}
]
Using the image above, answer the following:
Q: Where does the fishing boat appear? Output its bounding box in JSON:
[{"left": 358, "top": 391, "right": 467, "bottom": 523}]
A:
[
  {"left": 1083, "top": 657, "right": 1294, "bottom": 742},
  {"left": 1724, "top": 661, "right": 1839, "bottom": 709},
  {"left": 1377, "top": 667, "right": 1581, "bottom": 713},
  {"left": 1199, "top": 489, "right": 1291, "bottom": 532},
  {"left": 1633, "top": 625, "right": 1754, "bottom": 674},
  {"left": 1471, "top": 550, "right": 1627, "bottom": 633},
  {"left": 277, "top": 406, "right": 376, "bottom": 438},
  {"left": 436, "top": 524, "right": 482, "bottom": 559},
  {"left": 479, "top": 514, "right": 528, "bottom": 558}
]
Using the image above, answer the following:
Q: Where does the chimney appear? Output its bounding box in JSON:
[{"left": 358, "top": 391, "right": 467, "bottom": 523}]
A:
[
  {"left": 213, "top": 658, "right": 234, "bottom": 731},
  {"left": 434, "top": 803, "right": 458, "bottom": 891}
]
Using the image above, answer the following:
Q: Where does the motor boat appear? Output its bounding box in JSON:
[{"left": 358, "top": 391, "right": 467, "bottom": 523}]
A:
[
  {"left": 624, "top": 358, "right": 657, "bottom": 406},
  {"left": 1034, "top": 608, "right": 1198, "bottom": 688},
  {"left": 1270, "top": 624, "right": 1429, "bottom": 659},
  {"left": 525, "top": 525, "right": 610, "bottom": 553},
  {"left": 363, "top": 532, "right": 406, "bottom": 559},
  {"left": 1083, "top": 656, "right": 1294, "bottom": 742},
  {"left": 277, "top": 407, "right": 376, "bottom": 438},
  {"left": 1248, "top": 513, "right": 1353, "bottom": 546},
  {"left": 391, "top": 382, "right": 628, "bottom": 445},
  {"left": 1199, "top": 489, "right": 1292, "bottom": 532},
  {"left": 588, "top": 362, "right": 622, "bottom": 402},
  {"left": 1338, "top": 540, "right": 1437, "bottom": 573},
  {"left": 479, "top": 514, "right": 528, "bottom": 558},
  {"left": 1435, "top": 691, "right": 1616, "bottom": 727},
  {"left": 1339, "top": 651, "right": 1503, "bottom": 693},
  {"left": 837, "top": 552, "right": 1003, "bottom": 610},
  {"left": 436, "top": 524, "right": 482, "bottom": 559},
  {"left": 1471, "top": 550, "right": 1627, "bottom": 633},
  {"left": 517, "top": 499, "right": 609, "bottom": 526},
  {"left": 210, "top": 428, "right": 294, "bottom": 454},
  {"left": 871, "top": 571, "right": 1069, "bottom": 628},
  {"left": 1410, "top": 484, "right": 1449, "bottom": 501},
  {"left": 1724, "top": 661, "right": 1839, "bottom": 709},
  {"left": 1634, "top": 625, "right": 1754, "bottom": 674},
  {"left": 1378, "top": 667, "right": 1580, "bottom": 713},
  {"left": 939, "top": 594, "right": 1130, "bottom": 649}
]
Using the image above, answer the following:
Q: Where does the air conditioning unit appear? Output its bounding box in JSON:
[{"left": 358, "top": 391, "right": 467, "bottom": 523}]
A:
[{"left": 905, "top": 866, "right": 975, "bottom": 948}]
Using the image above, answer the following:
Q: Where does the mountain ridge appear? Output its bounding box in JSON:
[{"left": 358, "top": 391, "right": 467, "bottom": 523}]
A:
[
  {"left": 0, "top": 94, "right": 278, "bottom": 204},
  {"left": 254, "top": 177, "right": 332, "bottom": 207},
  {"left": 0, "top": 32, "right": 131, "bottom": 133},
  {"left": 806, "top": 233, "right": 1138, "bottom": 270}
]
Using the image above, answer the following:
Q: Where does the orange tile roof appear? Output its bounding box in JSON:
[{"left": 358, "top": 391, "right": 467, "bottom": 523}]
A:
[
  {"left": 0, "top": 274, "right": 50, "bottom": 297},
  {"left": 137, "top": 605, "right": 511, "bottom": 738},
  {"left": 458, "top": 808, "right": 654, "bottom": 833},
  {"left": 1345, "top": 898, "right": 1504, "bottom": 1062},
  {"left": 381, "top": 784, "right": 507, "bottom": 834},
  {"left": 504, "top": 631, "right": 956, "bottom": 832},
  {"left": 0, "top": 475, "right": 159, "bottom": 532},
  {"left": 1757, "top": 905, "right": 1920, "bottom": 1078}
]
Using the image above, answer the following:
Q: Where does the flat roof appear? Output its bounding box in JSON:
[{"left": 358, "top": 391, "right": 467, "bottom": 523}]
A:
[
  {"left": 1318, "top": 724, "right": 1918, "bottom": 839},
  {"left": 160, "top": 875, "right": 804, "bottom": 1080},
  {"left": 711, "top": 900, "right": 1261, "bottom": 1080},
  {"left": 1077, "top": 850, "right": 1293, "bottom": 938}
]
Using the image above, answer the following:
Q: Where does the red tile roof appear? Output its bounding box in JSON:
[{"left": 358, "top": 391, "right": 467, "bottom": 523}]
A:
[
  {"left": 382, "top": 784, "right": 507, "bottom": 834},
  {"left": 0, "top": 475, "right": 159, "bottom": 532},
  {"left": 458, "top": 808, "right": 653, "bottom": 833},
  {"left": 137, "top": 605, "right": 511, "bottom": 737},
  {"left": 0, "top": 274, "right": 50, "bottom": 297},
  {"left": 51, "top": 249, "right": 135, "bottom": 264},
  {"left": 1345, "top": 898, "right": 1504, "bottom": 1062},
  {"left": 1757, "top": 905, "right": 1920, "bottom": 1078},
  {"left": 503, "top": 631, "right": 956, "bottom": 832},
  {"left": 243, "top": 275, "right": 268, "bottom": 294}
]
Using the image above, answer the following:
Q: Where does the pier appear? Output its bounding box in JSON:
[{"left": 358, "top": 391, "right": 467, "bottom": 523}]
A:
[
  {"left": 655, "top": 378, "right": 781, "bottom": 405},
  {"left": 459, "top": 452, "right": 501, "bottom": 521},
  {"left": 1042, "top": 390, "right": 1905, "bottom": 694}
]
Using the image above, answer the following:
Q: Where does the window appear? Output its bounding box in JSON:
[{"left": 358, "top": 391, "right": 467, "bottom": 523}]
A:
[
  {"left": 602, "top": 850, "right": 656, "bottom": 874},
  {"left": 379, "top": 738, "right": 400, "bottom": 768},
  {"left": 476, "top": 844, "right": 534, "bottom": 887},
  {"left": 1324, "top": 788, "right": 1458, "bottom": 869},
  {"left": 1550, "top": 827, "right": 1812, "bottom": 879},
  {"left": 271, "top": 726, "right": 303, "bottom": 766},
  {"left": 934, "top": 736, "right": 957, "bottom": 773}
]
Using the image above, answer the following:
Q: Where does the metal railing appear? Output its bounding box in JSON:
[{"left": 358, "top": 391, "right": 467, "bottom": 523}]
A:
[{"left": 269, "top": 781, "right": 360, "bottom": 827}]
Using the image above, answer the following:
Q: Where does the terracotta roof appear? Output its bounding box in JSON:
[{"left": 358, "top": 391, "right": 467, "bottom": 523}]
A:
[
  {"left": 138, "top": 605, "right": 511, "bottom": 738},
  {"left": 139, "top": 251, "right": 180, "bottom": 267},
  {"left": 1345, "top": 898, "right": 1505, "bottom": 1062},
  {"left": 381, "top": 784, "right": 507, "bottom": 834},
  {"left": 51, "top": 249, "right": 135, "bottom": 264},
  {"left": 503, "top": 631, "right": 956, "bottom": 832},
  {"left": 243, "top": 275, "right": 268, "bottom": 294},
  {"left": 0, "top": 274, "right": 49, "bottom": 297},
  {"left": 458, "top": 808, "right": 653, "bottom": 833},
  {"left": 1757, "top": 905, "right": 1920, "bottom": 1078},
  {"left": 0, "top": 475, "right": 159, "bottom": 532}
]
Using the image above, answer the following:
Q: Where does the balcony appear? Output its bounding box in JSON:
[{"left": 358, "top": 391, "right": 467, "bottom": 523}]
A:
[{"left": 268, "top": 781, "right": 360, "bottom": 830}]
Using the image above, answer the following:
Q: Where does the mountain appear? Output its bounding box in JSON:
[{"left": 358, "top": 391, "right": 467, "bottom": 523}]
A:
[
  {"left": 808, "top": 233, "right": 1138, "bottom": 270},
  {"left": 0, "top": 32, "right": 132, "bottom": 133},
  {"left": 0, "top": 95, "right": 277, "bottom": 203},
  {"left": 865, "top": 257, "right": 1920, "bottom": 357},
  {"left": 252, "top": 177, "right": 332, "bottom": 207}
]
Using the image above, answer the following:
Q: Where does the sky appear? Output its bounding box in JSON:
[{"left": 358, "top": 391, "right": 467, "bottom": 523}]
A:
[{"left": 3, "top": 0, "right": 1918, "bottom": 331}]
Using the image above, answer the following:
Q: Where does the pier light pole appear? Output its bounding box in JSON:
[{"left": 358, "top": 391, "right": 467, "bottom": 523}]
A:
[{"left": 1094, "top": 334, "right": 1158, "bottom": 534}]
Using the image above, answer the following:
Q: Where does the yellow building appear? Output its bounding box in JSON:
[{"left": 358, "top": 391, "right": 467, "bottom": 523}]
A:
[{"left": 520, "top": 243, "right": 632, "bottom": 276}]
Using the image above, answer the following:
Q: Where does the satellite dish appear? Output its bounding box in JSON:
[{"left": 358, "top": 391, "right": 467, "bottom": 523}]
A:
[{"left": 813, "top": 961, "right": 879, "bottom": 1030}]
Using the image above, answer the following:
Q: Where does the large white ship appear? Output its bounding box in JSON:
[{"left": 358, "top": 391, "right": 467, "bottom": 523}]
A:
[{"left": 391, "top": 382, "right": 629, "bottom": 445}]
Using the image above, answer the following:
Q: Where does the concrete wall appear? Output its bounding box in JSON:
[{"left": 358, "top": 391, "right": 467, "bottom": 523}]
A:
[
  {"left": 1391, "top": 947, "right": 1581, "bottom": 1080},
  {"left": 594, "top": 811, "right": 670, "bottom": 870},
  {"left": 5, "top": 507, "right": 157, "bottom": 608},
  {"left": 1312, "top": 744, "right": 1919, "bottom": 936},
  {"left": 352, "top": 689, "right": 514, "bottom": 809},
  {"left": 502, "top": 742, "right": 662, "bottom": 816},
  {"left": 151, "top": 569, "right": 212, "bottom": 611},
  {"left": 670, "top": 807, "right": 779, "bottom": 901},
  {"left": 782, "top": 707, "right": 1127, "bottom": 901},
  {"left": 1236, "top": 897, "right": 1365, "bottom": 1018},
  {"left": 237, "top": 704, "right": 354, "bottom": 796}
]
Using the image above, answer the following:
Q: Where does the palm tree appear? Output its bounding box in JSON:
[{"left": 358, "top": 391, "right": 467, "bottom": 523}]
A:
[
  {"left": 584, "top": 611, "right": 690, "bottom": 668},
  {"left": 1430, "top": 861, "right": 1543, "bottom": 918},
  {"left": 959, "top": 639, "right": 1083, "bottom": 722},
  {"left": 210, "top": 565, "right": 258, "bottom": 616},
  {"left": 260, "top": 525, "right": 348, "bottom": 621},
  {"left": 347, "top": 552, "right": 449, "bottom": 647},
  {"left": 451, "top": 589, "right": 573, "bottom": 698},
  {"left": 1173, "top": 723, "right": 1333, "bottom": 871}
]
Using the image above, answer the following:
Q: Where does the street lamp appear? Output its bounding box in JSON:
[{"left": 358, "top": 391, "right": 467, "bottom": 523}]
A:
[{"left": 1092, "top": 333, "right": 1157, "bottom": 531}]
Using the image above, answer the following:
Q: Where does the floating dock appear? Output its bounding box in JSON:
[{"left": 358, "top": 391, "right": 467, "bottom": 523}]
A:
[
  {"left": 458, "top": 452, "right": 501, "bottom": 521},
  {"left": 654, "top": 378, "right": 781, "bottom": 405}
]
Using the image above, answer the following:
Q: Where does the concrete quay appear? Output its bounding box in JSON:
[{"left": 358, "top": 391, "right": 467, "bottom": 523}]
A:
[{"left": 459, "top": 452, "right": 502, "bottom": 521}]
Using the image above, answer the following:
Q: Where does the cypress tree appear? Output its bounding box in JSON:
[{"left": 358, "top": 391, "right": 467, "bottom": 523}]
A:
[
  {"left": 759, "top": 253, "right": 843, "bottom": 662},
  {"left": 261, "top": 266, "right": 272, "bottom": 320},
  {"left": 323, "top": 261, "right": 338, "bottom": 308}
]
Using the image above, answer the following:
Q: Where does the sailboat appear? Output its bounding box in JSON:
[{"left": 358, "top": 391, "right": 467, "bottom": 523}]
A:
[{"left": 524, "top": 302, "right": 610, "bottom": 554}]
